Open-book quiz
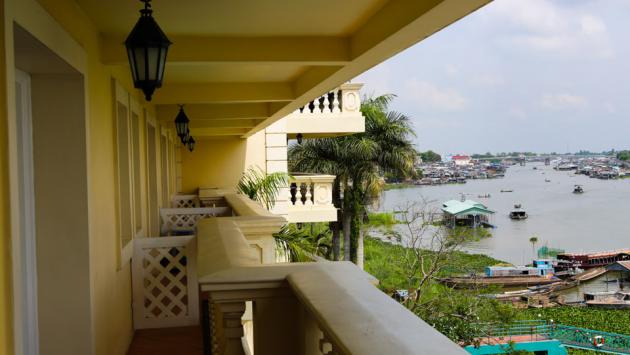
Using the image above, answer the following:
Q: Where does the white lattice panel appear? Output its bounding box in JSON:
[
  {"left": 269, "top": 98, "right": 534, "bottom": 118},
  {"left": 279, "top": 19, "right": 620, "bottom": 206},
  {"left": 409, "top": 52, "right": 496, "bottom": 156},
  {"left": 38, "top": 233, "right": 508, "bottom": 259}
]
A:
[
  {"left": 132, "top": 236, "right": 199, "bottom": 329},
  {"left": 159, "top": 207, "right": 230, "bottom": 235},
  {"left": 171, "top": 194, "right": 200, "bottom": 208}
]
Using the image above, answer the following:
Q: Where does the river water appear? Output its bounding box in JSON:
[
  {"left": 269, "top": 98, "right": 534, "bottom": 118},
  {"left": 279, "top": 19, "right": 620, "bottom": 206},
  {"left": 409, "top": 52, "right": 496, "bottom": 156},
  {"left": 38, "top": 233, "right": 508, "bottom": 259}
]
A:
[{"left": 379, "top": 162, "right": 630, "bottom": 265}]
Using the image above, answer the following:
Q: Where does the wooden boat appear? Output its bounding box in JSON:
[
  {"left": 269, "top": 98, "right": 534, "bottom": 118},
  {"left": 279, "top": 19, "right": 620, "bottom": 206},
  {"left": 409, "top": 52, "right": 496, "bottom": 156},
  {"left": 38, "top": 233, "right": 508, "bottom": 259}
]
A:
[
  {"left": 509, "top": 204, "right": 528, "bottom": 220},
  {"left": 573, "top": 185, "right": 584, "bottom": 193},
  {"left": 439, "top": 275, "right": 559, "bottom": 288}
]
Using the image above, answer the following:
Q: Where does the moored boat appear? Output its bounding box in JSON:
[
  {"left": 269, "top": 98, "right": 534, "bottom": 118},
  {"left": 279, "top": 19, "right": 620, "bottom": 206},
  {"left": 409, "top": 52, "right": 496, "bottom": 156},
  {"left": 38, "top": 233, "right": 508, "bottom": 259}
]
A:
[{"left": 573, "top": 185, "right": 584, "bottom": 194}]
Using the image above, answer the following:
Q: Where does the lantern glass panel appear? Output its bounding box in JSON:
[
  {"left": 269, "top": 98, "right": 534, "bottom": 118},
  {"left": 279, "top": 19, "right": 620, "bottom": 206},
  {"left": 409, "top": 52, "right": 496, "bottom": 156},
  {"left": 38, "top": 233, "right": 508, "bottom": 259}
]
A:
[
  {"left": 147, "top": 47, "right": 159, "bottom": 81},
  {"left": 133, "top": 47, "right": 147, "bottom": 81},
  {"left": 157, "top": 48, "right": 167, "bottom": 84},
  {"left": 127, "top": 47, "right": 138, "bottom": 82}
]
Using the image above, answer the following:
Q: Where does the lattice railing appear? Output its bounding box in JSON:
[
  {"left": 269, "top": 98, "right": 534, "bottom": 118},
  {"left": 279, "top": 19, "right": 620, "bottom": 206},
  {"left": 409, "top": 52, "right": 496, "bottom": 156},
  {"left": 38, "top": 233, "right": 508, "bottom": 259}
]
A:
[
  {"left": 171, "top": 194, "right": 200, "bottom": 208},
  {"left": 160, "top": 207, "right": 231, "bottom": 235},
  {"left": 132, "top": 236, "right": 198, "bottom": 329}
]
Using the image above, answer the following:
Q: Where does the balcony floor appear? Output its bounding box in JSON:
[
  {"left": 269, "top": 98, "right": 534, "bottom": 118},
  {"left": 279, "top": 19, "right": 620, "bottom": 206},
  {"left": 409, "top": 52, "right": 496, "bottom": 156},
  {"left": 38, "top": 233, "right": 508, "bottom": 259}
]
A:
[{"left": 127, "top": 326, "right": 204, "bottom": 355}]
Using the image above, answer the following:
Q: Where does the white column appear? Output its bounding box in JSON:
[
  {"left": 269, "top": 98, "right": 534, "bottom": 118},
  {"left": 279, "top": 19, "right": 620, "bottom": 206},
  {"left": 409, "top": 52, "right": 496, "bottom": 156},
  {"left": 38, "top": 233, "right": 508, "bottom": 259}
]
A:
[{"left": 265, "top": 119, "right": 289, "bottom": 217}]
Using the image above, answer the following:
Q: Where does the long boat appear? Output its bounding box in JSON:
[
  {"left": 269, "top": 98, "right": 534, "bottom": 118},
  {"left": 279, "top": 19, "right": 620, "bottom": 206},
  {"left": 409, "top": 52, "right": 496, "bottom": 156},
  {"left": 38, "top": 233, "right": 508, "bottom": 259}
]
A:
[
  {"left": 557, "top": 249, "right": 630, "bottom": 269},
  {"left": 439, "top": 275, "right": 560, "bottom": 288}
]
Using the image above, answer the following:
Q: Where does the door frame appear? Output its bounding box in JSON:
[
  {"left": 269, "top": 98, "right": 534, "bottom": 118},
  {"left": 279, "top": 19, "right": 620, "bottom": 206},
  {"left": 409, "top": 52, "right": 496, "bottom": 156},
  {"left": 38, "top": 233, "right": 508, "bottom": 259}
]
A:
[{"left": 12, "top": 69, "right": 40, "bottom": 355}]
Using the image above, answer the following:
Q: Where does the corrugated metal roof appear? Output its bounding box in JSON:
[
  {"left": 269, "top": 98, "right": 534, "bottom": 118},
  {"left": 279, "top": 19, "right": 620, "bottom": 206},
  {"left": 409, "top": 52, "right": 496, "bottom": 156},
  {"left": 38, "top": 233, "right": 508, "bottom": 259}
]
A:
[
  {"left": 606, "top": 261, "right": 630, "bottom": 272},
  {"left": 441, "top": 199, "right": 494, "bottom": 216}
]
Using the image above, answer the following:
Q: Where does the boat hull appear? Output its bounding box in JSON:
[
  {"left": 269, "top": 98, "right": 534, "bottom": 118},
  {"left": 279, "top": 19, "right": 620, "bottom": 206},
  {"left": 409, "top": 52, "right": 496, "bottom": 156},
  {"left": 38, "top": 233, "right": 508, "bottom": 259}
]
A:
[{"left": 439, "top": 276, "right": 559, "bottom": 288}]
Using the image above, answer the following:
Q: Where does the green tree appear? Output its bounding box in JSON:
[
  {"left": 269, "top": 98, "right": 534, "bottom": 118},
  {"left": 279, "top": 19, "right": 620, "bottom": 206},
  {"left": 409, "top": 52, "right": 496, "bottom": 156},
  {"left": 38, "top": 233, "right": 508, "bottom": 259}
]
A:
[
  {"left": 419, "top": 150, "right": 442, "bottom": 162},
  {"left": 289, "top": 94, "right": 416, "bottom": 265},
  {"left": 616, "top": 150, "right": 630, "bottom": 161},
  {"left": 529, "top": 236, "right": 538, "bottom": 260}
]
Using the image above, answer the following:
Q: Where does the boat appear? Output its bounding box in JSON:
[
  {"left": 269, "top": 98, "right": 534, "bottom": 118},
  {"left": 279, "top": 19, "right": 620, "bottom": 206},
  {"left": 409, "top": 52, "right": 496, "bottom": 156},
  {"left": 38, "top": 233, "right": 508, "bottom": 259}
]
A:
[
  {"left": 500, "top": 189, "right": 513, "bottom": 193},
  {"left": 545, "top": 179, "right": 551, "bottom": 182},
  {"left": 440, "top": 261, "right": 559, "bottom": 288},
  {"left": 440, "top": 275, "right": 559, "bottom": 288},
  {"left": 585, "top": 291, "right": 630, "bottom": 309},
  {"left": 573, "top": 185, "right": 584, "bottom": 194},
  {"left": 477, "top": 194, "right": 491, "bottom": 198},
  {"left": 509, "top": 204, "right": 528, "bottom": 220},
  {"left": 557, "top": 249, "right": 630, "bottom": 269}
]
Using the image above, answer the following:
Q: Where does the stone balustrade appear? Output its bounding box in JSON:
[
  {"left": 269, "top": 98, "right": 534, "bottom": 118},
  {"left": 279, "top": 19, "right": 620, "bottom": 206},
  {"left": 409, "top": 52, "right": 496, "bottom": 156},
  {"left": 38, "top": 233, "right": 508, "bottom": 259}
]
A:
[
  {"left": 287, "top": 174, "right": 337, "bottom": 223},
  {"left": 196, "top": 212, "right": 468, "bottom": 355},
  {"left": 284, "top": 83, "right": 365, "bottom": 137}
]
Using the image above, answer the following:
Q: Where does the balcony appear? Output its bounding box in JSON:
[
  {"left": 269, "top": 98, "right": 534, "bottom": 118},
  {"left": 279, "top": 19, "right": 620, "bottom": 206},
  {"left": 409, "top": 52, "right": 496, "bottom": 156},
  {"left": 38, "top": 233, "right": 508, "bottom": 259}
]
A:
[
  {"left": 284, "top": 83, "right": 365, "bottom": 138},
  {"left": 129, "top": 192, "right": 466, "bottom": 355},
  {"left": 287, "top": 174, "right": 337, "bottom": 223}
]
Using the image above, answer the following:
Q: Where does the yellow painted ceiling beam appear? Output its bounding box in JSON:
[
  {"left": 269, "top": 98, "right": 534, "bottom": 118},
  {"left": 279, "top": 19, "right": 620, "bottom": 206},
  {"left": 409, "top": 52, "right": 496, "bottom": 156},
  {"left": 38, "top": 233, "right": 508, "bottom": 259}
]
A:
[
  {"left": 190, "top": 127, "right": 249, "bottom": 137},
  {"left": 188, "top": 119, "right": 261, "bottom": 129},
  {"left": 100, "top": 35, "right": 351, "bottom": 65},
  {"left": 156, "top": 103, "right": 271, "bottom": 121},
  {"left": 243, "top": 0, "right": 491, "bottom": 137},
  {"left": 151, "top": 82, "right": 294, "bottom": 104}
]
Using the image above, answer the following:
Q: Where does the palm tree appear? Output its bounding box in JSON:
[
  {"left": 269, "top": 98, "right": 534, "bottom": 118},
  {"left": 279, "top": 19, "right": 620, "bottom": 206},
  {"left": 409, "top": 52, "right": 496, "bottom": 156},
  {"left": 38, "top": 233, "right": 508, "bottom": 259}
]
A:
[
  {"left": 529, "top": 236, "right": 539, "bottom": 259},
  {"left": 236, "top": 167, "right": 287, "bottom": 210},
  {"left": 289, "top": 94, "right": 416, "bottom": 265}
]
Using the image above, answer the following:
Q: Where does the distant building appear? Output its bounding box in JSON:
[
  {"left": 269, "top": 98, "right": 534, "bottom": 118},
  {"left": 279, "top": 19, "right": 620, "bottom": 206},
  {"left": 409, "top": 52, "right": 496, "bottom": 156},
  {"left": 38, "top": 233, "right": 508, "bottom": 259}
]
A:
[{"left": 452, "top": 154, "right": 471, "bottom": 166}]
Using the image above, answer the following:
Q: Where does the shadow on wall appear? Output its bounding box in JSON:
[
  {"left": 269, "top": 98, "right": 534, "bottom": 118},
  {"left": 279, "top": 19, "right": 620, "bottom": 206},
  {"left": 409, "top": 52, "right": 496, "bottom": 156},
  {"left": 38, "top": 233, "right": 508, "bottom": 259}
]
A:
[{"left": 180, "top": 131, "right": 266, "bottom": 193}]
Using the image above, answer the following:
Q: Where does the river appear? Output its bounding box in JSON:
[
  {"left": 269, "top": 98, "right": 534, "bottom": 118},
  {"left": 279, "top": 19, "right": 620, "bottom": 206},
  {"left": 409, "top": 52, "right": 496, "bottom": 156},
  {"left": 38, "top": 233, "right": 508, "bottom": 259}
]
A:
[{"left": 378, "top": 162, "right": 630, "bottom": 265}]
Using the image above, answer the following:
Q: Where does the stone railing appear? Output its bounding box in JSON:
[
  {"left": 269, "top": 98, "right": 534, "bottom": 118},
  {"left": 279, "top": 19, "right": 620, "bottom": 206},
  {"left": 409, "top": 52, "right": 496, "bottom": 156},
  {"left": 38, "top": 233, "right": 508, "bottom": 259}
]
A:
[
  {"left": 196, "top": 215, "right": 468, "bottom": 355},
  {"left": 284, "top": 83, "right": 364, "bottom": 137},
  {"left": 287, "top": 174, "right": 337, "bottom": 223}
]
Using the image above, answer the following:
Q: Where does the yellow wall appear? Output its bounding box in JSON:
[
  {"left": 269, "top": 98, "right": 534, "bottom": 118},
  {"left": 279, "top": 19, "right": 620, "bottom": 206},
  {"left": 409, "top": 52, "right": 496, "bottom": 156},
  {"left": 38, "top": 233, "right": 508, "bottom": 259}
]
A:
[
  {"left": 181, "top": 130, "right": 266, "bottom": 193},
  {"left": 3, "top": 0, "right": 161, "bottom": 354},
  {"left": 0, "top": 0, "right": 14, "bottom": 352}
]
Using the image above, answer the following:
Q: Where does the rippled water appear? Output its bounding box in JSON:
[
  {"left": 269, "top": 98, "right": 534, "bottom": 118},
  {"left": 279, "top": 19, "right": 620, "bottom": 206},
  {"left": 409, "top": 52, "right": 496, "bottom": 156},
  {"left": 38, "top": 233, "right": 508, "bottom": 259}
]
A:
[{"left": 379, "top": 163, "right": 630, "bottom": 264}]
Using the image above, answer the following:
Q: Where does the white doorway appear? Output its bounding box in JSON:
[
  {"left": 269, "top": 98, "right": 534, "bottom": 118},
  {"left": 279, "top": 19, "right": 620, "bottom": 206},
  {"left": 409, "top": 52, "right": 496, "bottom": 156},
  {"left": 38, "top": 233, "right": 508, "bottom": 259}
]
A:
[{"left": 13, "top": 69, "right": 40, "bottom": 355}]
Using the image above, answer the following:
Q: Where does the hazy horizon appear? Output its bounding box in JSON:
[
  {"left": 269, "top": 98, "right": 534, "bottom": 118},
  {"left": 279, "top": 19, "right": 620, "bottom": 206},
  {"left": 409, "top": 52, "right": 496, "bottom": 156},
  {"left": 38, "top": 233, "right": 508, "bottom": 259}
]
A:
[{"left": 354, "top": 0, "right": 630, "bottom": 156}]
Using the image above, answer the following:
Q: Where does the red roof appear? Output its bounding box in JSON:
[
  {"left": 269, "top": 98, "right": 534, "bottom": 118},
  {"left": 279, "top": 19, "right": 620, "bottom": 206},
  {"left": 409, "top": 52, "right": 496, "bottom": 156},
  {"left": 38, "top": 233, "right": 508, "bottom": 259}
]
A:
[{"left": 452, "top": 155, "right": 470, "bottom": 160}]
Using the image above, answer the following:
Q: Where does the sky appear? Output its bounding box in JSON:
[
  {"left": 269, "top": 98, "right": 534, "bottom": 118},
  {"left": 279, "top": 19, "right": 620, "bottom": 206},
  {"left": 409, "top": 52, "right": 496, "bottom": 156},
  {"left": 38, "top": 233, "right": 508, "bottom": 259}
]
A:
[{"left": 354, "top": 0, "right": 630, "bottom": 156}]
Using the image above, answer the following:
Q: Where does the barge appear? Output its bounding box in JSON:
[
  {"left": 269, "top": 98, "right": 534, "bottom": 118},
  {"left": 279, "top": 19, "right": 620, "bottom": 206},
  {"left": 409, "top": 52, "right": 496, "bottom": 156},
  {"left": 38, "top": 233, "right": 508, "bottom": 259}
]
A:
[{"left": 557, "top": 249, "right": 630, "bottom": 269}]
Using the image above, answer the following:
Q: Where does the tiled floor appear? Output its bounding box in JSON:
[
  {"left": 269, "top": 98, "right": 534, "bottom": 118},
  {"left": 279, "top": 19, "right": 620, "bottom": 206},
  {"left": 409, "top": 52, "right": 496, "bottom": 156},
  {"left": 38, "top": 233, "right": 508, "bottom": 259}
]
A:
[{"left": 127, "top": 326, "right": 204, "bottom": 355}]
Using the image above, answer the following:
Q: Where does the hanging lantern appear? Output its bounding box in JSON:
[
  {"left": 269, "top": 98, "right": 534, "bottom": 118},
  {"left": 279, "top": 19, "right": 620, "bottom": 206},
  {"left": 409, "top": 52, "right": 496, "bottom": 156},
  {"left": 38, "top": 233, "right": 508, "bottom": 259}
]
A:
[
  {"left": 182, "top": 129, "right": 190, "bottom": 144},
  {"left": 187, "top": 136, "right": 196, "bottom": 152},
  {"left": 174, "top": 105, "right": 189, "bottom": 142},
  {"left": 125, "top": 0, "right": 171, "bottom": 101}
]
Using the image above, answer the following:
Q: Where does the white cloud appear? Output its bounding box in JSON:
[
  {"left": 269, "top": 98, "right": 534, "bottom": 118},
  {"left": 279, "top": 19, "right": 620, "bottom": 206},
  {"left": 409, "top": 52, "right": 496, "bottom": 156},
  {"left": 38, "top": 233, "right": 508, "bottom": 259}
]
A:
[
  {"left": 403, "top": 80, "right": 468, "bottom": 111},
  {"left": 486, "top": 0, "right": 614, "bottom": 58},
  {"left": 541, "top": 93, "right": 588, "bottom": 110},
  {"left": 604, "top": 102, "right": 617, "bottom": 114}
]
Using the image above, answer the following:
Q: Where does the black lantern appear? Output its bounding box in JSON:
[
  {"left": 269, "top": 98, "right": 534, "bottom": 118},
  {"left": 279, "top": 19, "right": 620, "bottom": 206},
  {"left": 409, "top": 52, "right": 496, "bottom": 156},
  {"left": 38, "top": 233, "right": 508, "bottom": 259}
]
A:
[
  {"left": 125, "top": 0, "right": 171, "bottom": 101},
  {"left": 296, "top": 133, "right": 303, "bottom": 145},
  {"left": 187, "top": 136, "right": 196, "bottom": 152},
  {"left": 174, "top": 105, "right": 189, "bottom": 142}
]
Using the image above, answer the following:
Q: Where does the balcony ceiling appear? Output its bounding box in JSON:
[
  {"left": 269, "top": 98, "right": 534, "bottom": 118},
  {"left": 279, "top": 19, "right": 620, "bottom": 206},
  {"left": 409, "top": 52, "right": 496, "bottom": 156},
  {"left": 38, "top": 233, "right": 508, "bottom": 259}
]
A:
[{"left": 74, "top": 0, "right": 492, "bottom": 137}]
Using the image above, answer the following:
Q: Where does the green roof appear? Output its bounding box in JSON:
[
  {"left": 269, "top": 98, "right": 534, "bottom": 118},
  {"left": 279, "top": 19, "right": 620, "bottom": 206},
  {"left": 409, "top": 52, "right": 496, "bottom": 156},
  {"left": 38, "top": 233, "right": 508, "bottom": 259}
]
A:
[{"left": 441, "top": 199, "right": 494, "bottom": 216}]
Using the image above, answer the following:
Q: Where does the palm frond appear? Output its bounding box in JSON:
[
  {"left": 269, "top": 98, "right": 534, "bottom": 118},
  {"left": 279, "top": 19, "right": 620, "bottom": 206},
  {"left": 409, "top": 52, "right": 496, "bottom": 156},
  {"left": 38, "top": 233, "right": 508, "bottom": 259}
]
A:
[{"left": 236, "top": 167, "right": 288, "bottom": 209}]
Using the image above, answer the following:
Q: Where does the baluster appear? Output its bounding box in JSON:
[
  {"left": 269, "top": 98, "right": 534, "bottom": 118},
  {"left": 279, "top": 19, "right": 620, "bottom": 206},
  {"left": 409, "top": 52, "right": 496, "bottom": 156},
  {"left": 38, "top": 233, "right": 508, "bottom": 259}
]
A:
[
  {"left": 215, "top": 301, "right": 246, "bottom": 355},
  {"left": 322, "top": 93, "right": 330, "bottom": 113},
  {"left": 290, "top": 182, "right": 298, "bottom": 205},
  {"left": 307, "top": 100, "right": 315, "bottom": 115},
  {"left": 305, "top": 183, "right": 313, "bottom": 206},
  {"left": 315, "top": 96, "right": 323, "bottom": 114},
  {"left": 299, "top": 183, "right": 307, "bottom": 205},
  {"left": 332, "top": 90, "right": 341, "bottom": 113}
]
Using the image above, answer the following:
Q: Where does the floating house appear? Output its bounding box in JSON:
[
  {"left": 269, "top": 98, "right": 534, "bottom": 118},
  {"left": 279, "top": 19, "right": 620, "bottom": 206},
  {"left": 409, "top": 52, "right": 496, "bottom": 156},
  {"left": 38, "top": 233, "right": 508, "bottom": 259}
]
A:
[{"left": 442, "top": 199, "right": 495, "bottom": 228}]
